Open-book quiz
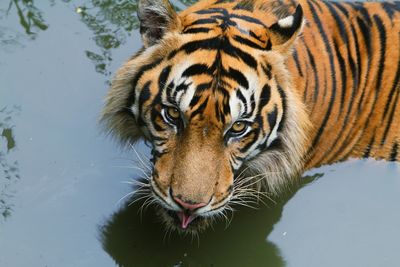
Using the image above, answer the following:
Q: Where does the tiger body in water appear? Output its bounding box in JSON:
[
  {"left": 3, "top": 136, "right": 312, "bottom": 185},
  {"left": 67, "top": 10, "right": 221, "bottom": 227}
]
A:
[{"left": 102, "top": 0, "right": 400, "bottom": 232}]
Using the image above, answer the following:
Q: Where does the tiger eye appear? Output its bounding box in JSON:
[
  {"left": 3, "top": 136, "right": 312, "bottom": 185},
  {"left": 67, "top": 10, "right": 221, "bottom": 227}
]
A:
[
  {"left": 167, "top": 107, "right": 180, "bottom": 120},
  {"left": 231, "top": 121, "right": 246, "bottom": 133}
]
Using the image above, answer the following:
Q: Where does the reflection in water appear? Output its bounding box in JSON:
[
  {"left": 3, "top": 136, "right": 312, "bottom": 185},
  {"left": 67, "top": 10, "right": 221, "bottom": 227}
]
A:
[
  {"left": 5, "top": 0, "right": 48, "bottom": 37},
  {"left": 0, "top": 106, "right": 20, "bottom": 219},
  {"left": 76, "top": 1, "right": 139, "bottom": 77},
  {"left": 75, "top": 0, "right": 198, "bottom": 77},
  {"left": 100, "top": 174, "right": 322, "bottom": 267},
  {"left": 1, "top": 0, "right": 203, "bottom": 77}
]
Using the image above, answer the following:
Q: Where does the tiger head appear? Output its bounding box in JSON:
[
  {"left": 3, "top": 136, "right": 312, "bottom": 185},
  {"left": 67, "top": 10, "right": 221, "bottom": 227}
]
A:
[{"left": 102, "top": 0, "right": 311, "bottom": 233}]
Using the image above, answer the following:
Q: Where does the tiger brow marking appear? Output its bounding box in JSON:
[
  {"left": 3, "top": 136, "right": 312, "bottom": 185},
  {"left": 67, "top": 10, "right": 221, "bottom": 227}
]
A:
[
  {"left": 190, "top": 6, "right": 266, "bottom": 32},
  {"left": 127, "top": 58, "right": 163, "bottom": 114},
  {"left": 236, "top": 89, "right": 248, "bottom": 115},
  {"left": 138, "top": 81, "right": 152, "bottom": 118},
  {"left": 190, "top": 97, "right": 209, "bottom": 119},
  {"left": 222, "top": 67, "right": 249, "bottom": 89}
]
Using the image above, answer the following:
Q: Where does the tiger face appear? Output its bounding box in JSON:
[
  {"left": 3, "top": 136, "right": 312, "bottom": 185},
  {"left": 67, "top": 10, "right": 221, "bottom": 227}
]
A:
[{"left": 102, "top": 0, "right": 311, "bottom": 232}]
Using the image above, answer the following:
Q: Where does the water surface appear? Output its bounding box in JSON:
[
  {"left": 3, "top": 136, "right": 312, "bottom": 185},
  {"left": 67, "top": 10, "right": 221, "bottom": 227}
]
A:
[{"left": 0, "top": 1, "right": 399, "bottom": 266}]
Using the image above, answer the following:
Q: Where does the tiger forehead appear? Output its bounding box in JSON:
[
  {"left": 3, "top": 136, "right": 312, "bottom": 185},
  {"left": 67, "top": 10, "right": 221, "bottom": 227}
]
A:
[
  {"left": 180, "top": 3, "right": 269, "bottom": 39},
  {"left": 179, "top": 0, "right": 292, "bottom": 30}
]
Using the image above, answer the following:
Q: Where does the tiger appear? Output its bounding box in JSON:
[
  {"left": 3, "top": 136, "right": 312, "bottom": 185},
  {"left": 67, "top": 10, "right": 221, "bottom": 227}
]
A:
[{"left": 101, "top": 0, "right": 400, "bottom": 233}]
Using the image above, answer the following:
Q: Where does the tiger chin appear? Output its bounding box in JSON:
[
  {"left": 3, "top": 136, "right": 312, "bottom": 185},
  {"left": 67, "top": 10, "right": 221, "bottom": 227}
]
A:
[{"left": 101, "top": 0, "right": 400, "bottom": 233}]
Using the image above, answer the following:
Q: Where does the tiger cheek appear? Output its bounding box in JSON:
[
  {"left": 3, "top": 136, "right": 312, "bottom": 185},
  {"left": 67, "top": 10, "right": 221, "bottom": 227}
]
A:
[
  {"left": 214, "top": 161, "right": 234, "bottom": 200},
  {"left": 153, "top": 150, "right": 175, "bottom": 194}
]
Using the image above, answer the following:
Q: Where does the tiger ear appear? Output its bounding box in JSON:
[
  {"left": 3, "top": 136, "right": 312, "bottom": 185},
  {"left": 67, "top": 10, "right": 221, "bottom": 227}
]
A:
[
  {"left": 137, "top": 0, "right": 181, "bottom": 47},
  {"left": 267, "top": 5, "right": 304, "bottom": 54}
]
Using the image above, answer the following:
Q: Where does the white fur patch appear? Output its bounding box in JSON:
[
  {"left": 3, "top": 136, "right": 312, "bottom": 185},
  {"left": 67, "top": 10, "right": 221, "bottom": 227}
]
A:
[
  {"left": 131, "top": 104, "right": 138, "bottom": 117},
  {"left": 229, "top": 93, "right": 241, "bottom": 121},
  {"left": 179, "top": 83, "right": 195, "bottom": 111},
  {"left": 278, "top": 15, "right": 294, "bottom": 28},
  {"left": 267, "top": 113, "right": 281, "bottom": 146}
]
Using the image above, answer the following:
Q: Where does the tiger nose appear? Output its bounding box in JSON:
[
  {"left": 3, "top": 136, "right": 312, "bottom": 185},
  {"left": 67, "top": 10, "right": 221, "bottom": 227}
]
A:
[{"left": 173, "top": 196, "right": 207, "bottom": 211}]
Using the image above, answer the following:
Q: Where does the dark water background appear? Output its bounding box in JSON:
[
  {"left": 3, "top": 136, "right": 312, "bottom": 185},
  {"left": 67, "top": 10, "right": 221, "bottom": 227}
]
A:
[{"left": 0, "top": 1, "right": 399, "bottom": 266}]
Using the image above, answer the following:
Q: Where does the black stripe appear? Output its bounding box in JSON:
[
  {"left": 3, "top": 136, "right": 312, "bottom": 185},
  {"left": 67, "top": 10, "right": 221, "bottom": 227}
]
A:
[
  {"left": 310, "top": 0, "right": 323, "bottom": 12},
  {"left": 330, "top": 2, "right": 349, "bottom": 17},
  {"left": 127, "top": 58, "right": 163, "bottom": 109},
  {"left": 361, "top": 15, "right": 386, "bottom": 131},
  {"left": 380, "top": 42, "right": 400, "bottom": 147},
  {"left": 305, "top": 46, "right": 319, "bottom": 103},
  {"left": 172, "top": 83, "right": 190, "bottom": 102},
  {"left": 356, "top": 17, "right": 371, "bottom": 57},
  {"left": 188, "top": 18, "right": 217, "bottom": 26},
  {"left": 249, "top": 93, "right": 256, "bottom": 117},
  {"left": 382, "top": 60, "right": 400, "bottom": 122},
  {"left": 262, "top": 64, "right": 272, "bottom": 80},
  {"left": 324, "top": 1, "right": 348, "bottom": 44},
  {"left": 236, "top": 89, "right": 248, "bottom": 115},
  {"left": 267, "top": 105, "right": 278, "bottom": 132},
  {"left": 276, "top": 86, "right": 287, "bottom": 132},
  {"left": 215, "top": 0, "right": 234, "bottom": 4},
  {"left": 333, "top": 40, "right": 347, "bottom": 114},
  {"left": 195, "top": 8, "right": 226, "bottom": 15},
  {"left": 389, "top": 142, "right": 399, "bottom": 161},
  {"left": 215, "top": 100, "right": 222, "bottom": 123},
  {"left": 158, "top": 66, "right": 171, "bottom": 91},
  {"left": 324, "top": 25, "right": 360, "bottom": 164},
  {"left": 189, "top": 94, "right": 201, "bottom": 108},
  {"left": 196, "top": 82, "right": 211, "bottom": 93},
  {"left": 174, "top": 83, "right": 189, "bottom": 94},
  {"left": 381, "top": 2, "right": 400, "bottom": 19},
  {"left": 373, "top": 15, "right": 387, "bottom": 93},
  {"left": 233, "top": 35, "right": 265, "bottom": 50},
  {"left": 348, "top": 2, "right": 372, "bottom": 25},
  {"left": 363, "top": 133, "right": 375, "bottom": 158},
  {"left": 238, "top": 131, "right": 258, "bottom": 153},
  {"left": 222, "top": 91, "right": 231, "bottom": 115},
  {"left": 233, "top": 1, "right": 254, "bottom": 11},
  {"left": 356, "top": 15, "right": 372, "bottom": 113},
  {"left": 165, "top": 81, "right": 176, "bottom": 105},
  {"left": 222, "top": 37, "right": 258, "bottom": 69},
  {"left": 225, "top": 67, "right": 249, "bottom": 89},
  {"left": 249, "top": 30, "right": 264, "bottom": 43},
  {"left": 308, "top": 0, "right": 337, "bottom": 150},
  {"left": 381, "top": 87, "right": 400, "bottom": 146},
  {"left": 151, "top": 110, "right": 165, "bottom": 132},
  {"left": 258, "top": 84, "right": 271, "bottom": 108},
  {"left": 182, "top": 64, "right": 211, "bottom": 77},
  {"left": 292, "top": 50, "right": 303, "bottom": 77},
  {"left": 190, "top": 98, "right": 209, "bottom": 119},
  {"left": 138, "top": 81, "right": 152, "bottom": 118},
  {"left": 349, "top": 23, "right": 361, "bottom": 104},
  {"left": 180, "top": 37, "right": 221, "bottom": 53},
  {"left": 180, "top": 36, "right": 257, "bottom": 69},
  {"left": 183, "top": 27, "right": 211, "bottom": 34}
]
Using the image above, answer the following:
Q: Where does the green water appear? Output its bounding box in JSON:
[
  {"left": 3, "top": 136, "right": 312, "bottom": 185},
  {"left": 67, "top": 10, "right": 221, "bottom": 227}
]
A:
[{"left": 0, "top": 1, "right": 399, "bottom": 266}]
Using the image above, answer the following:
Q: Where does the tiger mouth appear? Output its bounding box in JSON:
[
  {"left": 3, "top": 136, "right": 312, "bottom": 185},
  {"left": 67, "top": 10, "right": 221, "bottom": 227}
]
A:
[
  {"left": 159, "top": 207, "right": 210, "bottom": 233},
  {"left": 166, "top": 209, "right": 204, "bottom": 228}
]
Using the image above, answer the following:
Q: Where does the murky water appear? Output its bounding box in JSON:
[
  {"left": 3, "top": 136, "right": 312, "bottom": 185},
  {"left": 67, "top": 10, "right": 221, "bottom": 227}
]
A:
[{"left": 0, "top": 1, "right": 399, "bottom": 266}]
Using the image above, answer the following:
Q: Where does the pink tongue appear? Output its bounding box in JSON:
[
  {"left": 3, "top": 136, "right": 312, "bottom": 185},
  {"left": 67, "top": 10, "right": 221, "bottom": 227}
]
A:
[{"left": 177, "top": 212, "right": 197, "bottom": 229}]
